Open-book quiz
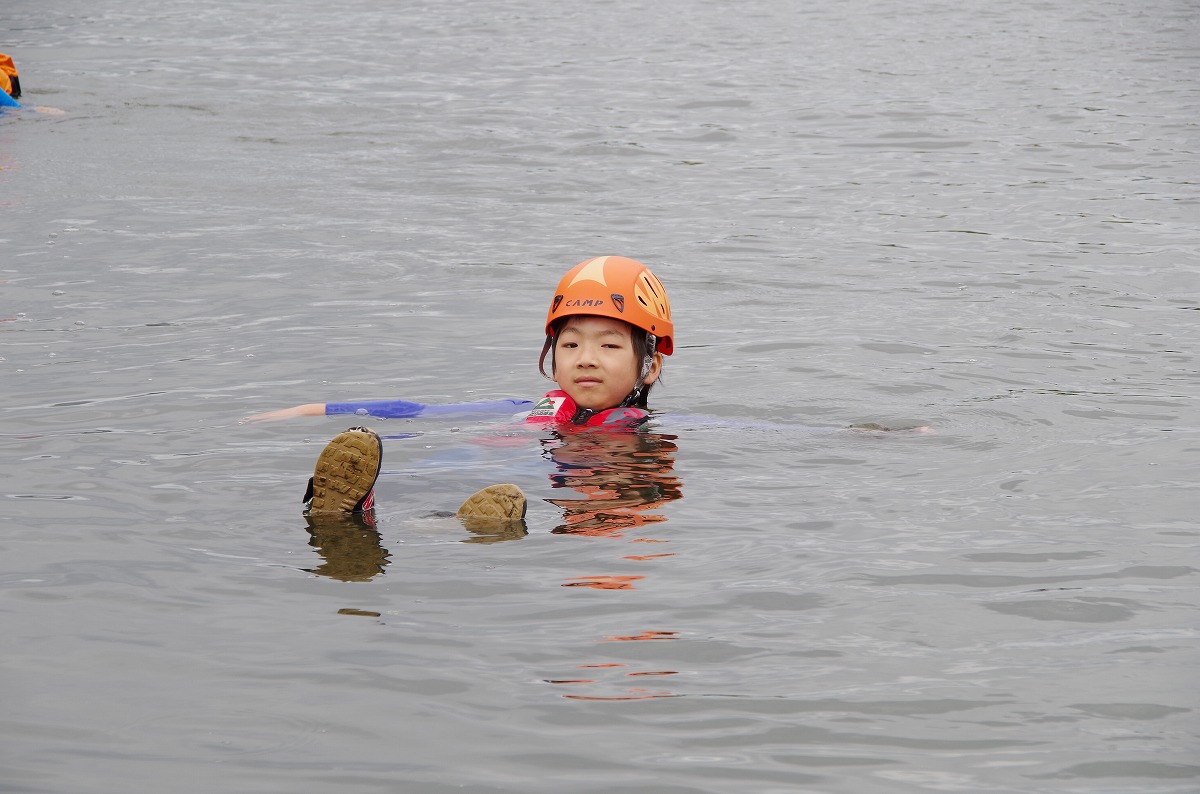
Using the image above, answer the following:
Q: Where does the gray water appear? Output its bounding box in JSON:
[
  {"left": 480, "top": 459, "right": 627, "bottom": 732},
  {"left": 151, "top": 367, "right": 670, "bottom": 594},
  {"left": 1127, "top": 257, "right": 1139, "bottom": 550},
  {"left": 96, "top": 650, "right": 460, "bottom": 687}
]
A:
[{"left": 2, "top": 0, "right": 1198, "bottom": 791}]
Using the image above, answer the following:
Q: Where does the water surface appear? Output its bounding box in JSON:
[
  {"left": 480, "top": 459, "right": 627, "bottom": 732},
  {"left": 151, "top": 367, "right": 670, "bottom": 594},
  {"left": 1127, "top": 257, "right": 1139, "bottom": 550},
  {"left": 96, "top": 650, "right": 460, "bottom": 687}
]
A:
[{"left": 2, "top": 0, "right": 1197, "bottom": 791}]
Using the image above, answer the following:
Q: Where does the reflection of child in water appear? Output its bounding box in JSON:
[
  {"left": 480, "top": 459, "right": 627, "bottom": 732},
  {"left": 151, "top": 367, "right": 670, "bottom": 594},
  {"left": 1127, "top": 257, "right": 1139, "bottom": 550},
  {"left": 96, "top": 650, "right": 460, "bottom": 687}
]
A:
[
  {"left": 248, "top": 256, "right": 680, "bottom": 535},
  {"left": 544, "top": 430, "right": 682, "bottom": 537}
]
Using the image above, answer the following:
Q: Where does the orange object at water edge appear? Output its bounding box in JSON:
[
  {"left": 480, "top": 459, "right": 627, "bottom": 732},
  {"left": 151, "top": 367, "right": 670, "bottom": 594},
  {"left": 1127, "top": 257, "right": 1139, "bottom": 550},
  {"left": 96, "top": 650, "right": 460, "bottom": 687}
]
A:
[{"left": 0, "top": 53, "right": 19, "bottom": 99}]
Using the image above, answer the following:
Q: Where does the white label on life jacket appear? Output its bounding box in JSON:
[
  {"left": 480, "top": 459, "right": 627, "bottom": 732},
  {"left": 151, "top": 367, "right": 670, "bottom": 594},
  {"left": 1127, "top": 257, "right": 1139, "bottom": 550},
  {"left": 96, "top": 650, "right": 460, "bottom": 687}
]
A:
[{"left": 528, "top": 395, "right": 565, "bottom": 418}]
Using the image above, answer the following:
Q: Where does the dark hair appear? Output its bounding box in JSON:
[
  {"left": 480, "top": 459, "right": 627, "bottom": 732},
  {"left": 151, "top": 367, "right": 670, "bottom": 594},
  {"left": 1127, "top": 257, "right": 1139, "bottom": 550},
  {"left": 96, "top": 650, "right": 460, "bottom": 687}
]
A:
[{"left": 538, "top": 318, "right": 662, "bottom": 409}]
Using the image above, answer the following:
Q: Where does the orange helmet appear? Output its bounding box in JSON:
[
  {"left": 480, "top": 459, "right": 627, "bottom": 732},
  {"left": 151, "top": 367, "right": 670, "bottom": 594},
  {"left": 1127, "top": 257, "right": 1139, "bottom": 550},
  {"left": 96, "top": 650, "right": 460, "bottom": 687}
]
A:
[{"left": 545, "top": 256, "right": 674, "bottom": 355}]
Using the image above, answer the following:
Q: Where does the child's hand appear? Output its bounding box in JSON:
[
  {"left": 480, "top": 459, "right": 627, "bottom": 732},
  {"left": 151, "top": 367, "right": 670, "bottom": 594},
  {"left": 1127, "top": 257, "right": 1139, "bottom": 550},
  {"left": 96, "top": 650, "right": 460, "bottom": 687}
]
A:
[{"left": 242, "top": 403, "right": 326, "bottom": 423}]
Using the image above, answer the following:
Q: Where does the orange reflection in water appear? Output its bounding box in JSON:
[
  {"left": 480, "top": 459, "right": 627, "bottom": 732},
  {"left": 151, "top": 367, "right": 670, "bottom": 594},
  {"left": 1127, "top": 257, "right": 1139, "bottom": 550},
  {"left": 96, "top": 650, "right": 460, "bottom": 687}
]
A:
[
  {"left": 543, "top": 428, "right": 682, "bottom": 539},
  {"left": 561, "top": 691, "right": 681, "bottom": 701},
  {"left": 545, "top": 428, "right": 687, "bottom": 698},
  {"left": 561, "top": 574, "right": 644, "bottom": 590},
  {"left": 603, "top": 630, "right": 678, "bottom": 642},
  {"left": 546, "top": 662, "right": 681, "bottom": 700},
  {"left": 547, "top": 428, "right": 682, "bottom": 592}
]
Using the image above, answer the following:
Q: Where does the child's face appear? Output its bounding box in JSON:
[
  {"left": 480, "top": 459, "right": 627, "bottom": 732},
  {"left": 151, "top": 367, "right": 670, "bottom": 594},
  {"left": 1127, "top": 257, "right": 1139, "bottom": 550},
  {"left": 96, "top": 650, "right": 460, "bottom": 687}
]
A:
[{"left": 553, "top": 315, "right": 661, "bottom": 411}]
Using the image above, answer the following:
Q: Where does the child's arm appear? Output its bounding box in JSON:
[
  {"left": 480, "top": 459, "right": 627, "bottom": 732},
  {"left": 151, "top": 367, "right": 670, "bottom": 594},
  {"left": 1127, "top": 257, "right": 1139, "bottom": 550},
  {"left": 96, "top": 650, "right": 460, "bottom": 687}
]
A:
[
  {"left": 244, "top": 398, "right": 535, "bottom": 423},
  {"left": 243, "top": 403, "right": 327, "bottom": 422}
]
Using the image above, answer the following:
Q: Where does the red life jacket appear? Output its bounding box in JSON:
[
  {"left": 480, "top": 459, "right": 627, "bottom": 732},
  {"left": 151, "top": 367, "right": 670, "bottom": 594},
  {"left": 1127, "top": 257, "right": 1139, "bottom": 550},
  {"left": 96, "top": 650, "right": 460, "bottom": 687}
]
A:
[{"left": 524, "top": 390, "right": 650, "bottom": 429}]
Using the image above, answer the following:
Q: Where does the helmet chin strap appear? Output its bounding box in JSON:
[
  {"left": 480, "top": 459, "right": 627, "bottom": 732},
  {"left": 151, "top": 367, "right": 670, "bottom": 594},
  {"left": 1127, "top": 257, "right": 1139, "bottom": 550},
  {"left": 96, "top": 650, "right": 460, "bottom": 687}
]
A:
[
  {"left": 619, "top": 385, "right": 646, "bottom": 409},
  {"left": 620, "top": 334, "right": 657, "bottom": 408}
]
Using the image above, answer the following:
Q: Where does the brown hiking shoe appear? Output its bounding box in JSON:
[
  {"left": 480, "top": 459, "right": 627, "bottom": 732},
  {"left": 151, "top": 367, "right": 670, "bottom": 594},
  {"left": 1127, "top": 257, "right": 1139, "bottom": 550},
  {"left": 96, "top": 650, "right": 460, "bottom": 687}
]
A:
[
  {"left": 456, "top": 484, "right": 527, "bottom": 522},
  {"left": 303, "top": 426, "right": 382, "bottom": 514}
]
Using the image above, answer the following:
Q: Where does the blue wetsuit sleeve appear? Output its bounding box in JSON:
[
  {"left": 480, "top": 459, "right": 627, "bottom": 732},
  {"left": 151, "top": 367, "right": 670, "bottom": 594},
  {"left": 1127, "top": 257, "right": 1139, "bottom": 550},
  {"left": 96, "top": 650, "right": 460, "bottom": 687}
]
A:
[
  {"left": 326, "top": 400, "right": 426, "bottom": 418},
  {"left": 325, "top": 399, "right": 535, "bottom": 419},
  {"left": 418, "top": 399, "right": 535, "bottom": 416}
]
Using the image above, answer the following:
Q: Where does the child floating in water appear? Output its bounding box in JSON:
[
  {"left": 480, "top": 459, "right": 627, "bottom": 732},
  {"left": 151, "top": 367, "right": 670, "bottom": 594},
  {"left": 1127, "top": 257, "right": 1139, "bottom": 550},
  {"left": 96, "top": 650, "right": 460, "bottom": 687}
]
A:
[{"left": 247, "top": 256, "right": 675, "bottom": 524}]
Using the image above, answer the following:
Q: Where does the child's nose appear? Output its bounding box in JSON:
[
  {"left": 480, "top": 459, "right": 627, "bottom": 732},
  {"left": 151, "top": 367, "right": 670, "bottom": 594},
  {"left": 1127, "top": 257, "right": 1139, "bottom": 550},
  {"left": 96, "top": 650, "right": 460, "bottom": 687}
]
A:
[{"left": 577, "top": 344, "right": 600, "bottom": 365}]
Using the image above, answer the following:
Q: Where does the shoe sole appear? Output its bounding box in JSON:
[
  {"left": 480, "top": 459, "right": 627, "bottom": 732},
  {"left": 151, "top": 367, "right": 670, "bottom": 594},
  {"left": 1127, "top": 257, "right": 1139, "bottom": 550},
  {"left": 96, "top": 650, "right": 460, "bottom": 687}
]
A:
[
  {"left": 308, "top": 427, "right": 382, "bottom": 513},
  {"left": 456, "top": 484, "right": 527, "bottom": 522}
]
